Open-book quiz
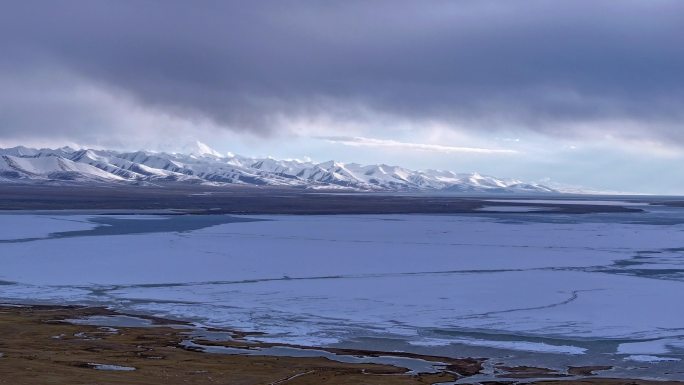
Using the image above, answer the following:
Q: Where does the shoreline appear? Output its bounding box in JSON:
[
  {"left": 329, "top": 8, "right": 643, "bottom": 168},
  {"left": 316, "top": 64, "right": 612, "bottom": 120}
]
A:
[
  {"left": 0, "top": 303, "right": 468, "bottom": 384},
  {"left": 0, "top": 185, "right": 647, "bottom": 214},
  {"left": 1, "top": 303, "right": 681, "bottom": 385}
]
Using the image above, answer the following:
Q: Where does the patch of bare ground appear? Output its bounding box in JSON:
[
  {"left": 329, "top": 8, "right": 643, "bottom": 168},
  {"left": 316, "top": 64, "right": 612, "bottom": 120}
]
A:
[{"left": 0, "top": 304, "right": 460, "bottom": 385}]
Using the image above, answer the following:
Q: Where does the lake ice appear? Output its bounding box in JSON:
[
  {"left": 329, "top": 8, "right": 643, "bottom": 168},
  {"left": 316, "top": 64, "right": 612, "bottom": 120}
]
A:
[{"left": 2, "top": 206, "right": 684, "bottom": 377}]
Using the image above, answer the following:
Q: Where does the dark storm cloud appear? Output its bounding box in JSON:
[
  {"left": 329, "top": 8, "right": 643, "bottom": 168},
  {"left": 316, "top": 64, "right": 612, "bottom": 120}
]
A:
[{"left": 0, "top": 0, "right": 683, "bottom": 141}]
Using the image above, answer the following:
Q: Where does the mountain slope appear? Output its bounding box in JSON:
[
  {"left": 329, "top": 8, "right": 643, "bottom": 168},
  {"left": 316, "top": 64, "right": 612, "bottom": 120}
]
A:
[{"left": 0, "top": 144, "right": 555, "bottom": 193}]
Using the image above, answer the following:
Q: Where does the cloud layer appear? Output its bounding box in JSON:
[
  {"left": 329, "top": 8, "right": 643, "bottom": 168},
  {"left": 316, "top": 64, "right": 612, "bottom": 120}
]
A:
[
  {"left": 1, "top": 0, "right": 683, "bottom": 148},
  {"left": 319, "top": 136, "right": 518, "bottom": 154}
]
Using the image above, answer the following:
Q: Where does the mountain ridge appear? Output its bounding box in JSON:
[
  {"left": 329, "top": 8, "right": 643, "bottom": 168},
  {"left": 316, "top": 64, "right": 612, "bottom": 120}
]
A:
[{"left": 0, "top": 142, "right": 556, "bottom": 193}]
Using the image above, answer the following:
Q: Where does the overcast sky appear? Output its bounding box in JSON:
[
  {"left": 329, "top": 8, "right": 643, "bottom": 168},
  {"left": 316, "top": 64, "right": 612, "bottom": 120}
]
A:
[{"left": 1, "top": 0, "right": 683, "bottom": 193}]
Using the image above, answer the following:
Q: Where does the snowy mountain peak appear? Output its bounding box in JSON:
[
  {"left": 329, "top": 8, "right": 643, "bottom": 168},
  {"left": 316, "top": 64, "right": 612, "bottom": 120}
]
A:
[
  {"left": 0, "top": 145, "right": 556, "bottom": 193},
  {"left": 181, "top": 141, "right": 224, "bottom": 158},
  {"left": 3, "top": 146, "right": 40, "bottom": 157},
  {"left": 317, "top": 160, "right": 345, "bottom": 169}
]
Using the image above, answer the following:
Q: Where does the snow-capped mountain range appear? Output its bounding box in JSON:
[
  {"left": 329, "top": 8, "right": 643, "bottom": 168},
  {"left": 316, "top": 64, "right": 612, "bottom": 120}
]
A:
[{"left": 0, "top": 142, "right": 555, "bottom": 193}]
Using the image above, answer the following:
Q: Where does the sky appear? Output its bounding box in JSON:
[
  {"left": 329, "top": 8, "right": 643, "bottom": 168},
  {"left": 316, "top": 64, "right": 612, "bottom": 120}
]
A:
[{"left": 0, "top": 0, "right": 683, "bottom": 194}]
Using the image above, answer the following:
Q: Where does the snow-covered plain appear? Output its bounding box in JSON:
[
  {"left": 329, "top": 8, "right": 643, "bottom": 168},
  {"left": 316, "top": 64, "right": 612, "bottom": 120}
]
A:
[{"left": 2, "top": 207, "right": 684, "bottom": 376}]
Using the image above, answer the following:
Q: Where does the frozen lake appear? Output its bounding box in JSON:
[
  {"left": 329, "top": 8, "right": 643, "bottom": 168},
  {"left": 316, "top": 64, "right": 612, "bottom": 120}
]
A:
[{"left": 2, "top": 203, "right": 684, "bottom": 379}]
